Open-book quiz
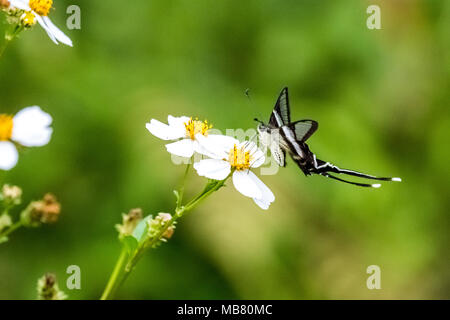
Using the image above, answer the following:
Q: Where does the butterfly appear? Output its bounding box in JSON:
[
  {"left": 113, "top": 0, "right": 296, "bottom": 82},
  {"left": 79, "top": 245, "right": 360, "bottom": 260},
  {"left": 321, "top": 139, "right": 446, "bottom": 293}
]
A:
[{"left": 255, "top": 87, "right": 401, "bottom": 187}]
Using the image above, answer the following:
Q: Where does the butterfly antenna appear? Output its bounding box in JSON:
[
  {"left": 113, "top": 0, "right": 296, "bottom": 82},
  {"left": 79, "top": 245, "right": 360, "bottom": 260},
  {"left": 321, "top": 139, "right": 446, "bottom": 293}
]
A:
[
  {"left": 320, "top": 173, "right": 381, "bottom": 188},
  {"left": 244, "top": 88, "right": 265, "bottom": 125}
]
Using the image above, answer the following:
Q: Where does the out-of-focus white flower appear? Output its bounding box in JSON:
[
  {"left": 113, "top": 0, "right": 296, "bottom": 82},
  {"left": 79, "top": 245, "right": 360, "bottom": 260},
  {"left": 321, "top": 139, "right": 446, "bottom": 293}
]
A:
[
  {"left": 194, "top": 134, "right": 275, "bottom": 210},
  {"left": 146, "top": 115, "right": 229, "bottom": 158},
  {"left": 8, "top": 0, "right": 72, "bottom": 46},
  {"left": 0, "top": 106, "right": 52, "bottom": 170}
]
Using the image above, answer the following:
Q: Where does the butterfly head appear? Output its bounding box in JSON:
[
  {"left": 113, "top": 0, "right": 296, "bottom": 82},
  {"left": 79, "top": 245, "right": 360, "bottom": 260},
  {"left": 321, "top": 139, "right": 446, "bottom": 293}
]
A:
[{"left": 254, "top": 118, "right": 270, "bottom": 133}]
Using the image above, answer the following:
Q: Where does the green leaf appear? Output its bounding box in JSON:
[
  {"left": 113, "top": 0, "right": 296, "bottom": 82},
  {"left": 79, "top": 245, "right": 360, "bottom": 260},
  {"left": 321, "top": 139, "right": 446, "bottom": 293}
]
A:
[
  {"left": 204, "top": 179, "right": 219, "bottom": 192},
  {"left": 120, "top": 214, "right": 153, "bottom": 254},
  {"left": 132, "top": 214, "right": 152, "bottom": 243},
  {"left": 0, "top": 236, "right": 8, "bottom": 244},
  {"left": 122, "top": 235, "right": 138, "bottom": 255}
]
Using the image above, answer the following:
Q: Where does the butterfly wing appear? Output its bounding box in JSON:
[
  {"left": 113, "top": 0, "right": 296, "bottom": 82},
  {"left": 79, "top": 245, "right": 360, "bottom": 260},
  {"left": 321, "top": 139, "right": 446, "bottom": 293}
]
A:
[
  {"left": 257, "top": 127, "right": 286, "bottom": 167},
  {"left": 270, "top": 143, "right": 286, "bottom": 167},
  {"left": 269, "top": 87, "right": 291, "bottom": 128},
  {"left": 288, "top": 120, "right": 318, "bottom": 143}
]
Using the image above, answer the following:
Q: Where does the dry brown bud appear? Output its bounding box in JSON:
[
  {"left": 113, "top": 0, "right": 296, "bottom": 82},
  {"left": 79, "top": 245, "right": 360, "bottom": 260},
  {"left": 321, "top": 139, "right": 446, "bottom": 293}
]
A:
[
  {"left": 162, "top": 226, "right": 175, "bottom": 239},
  {"left": 0, "top": 0, "right": 10, "bottom": 9},
  {"left": 116, "top": 208, "right": 143, "bottom": 238},
  {"left": 22, "top": 193, "right": 61, "bottom": 227},
  {"left": 37, "top": 273, "right": 67, "bottom": 300}
]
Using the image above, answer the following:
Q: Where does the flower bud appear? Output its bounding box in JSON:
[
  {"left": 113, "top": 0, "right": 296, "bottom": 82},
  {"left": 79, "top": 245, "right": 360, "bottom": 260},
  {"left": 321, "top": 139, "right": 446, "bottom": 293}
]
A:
[
  {"left": 1, "top": 184, "right": 22, "bottom": 206},
  {"left": 162, "top": 224, "right": 175, "bottom": 240},
  {"left": 0, "top": 0, "right": 9, "bottom": 9},
  {"left": 147, "top": 213, "right": 176, "bottom": 247},
  {"left": 37, "top": 273, "right": 67, "bottom": 300},
  {"left": 116, "top": 208, "right": 143, "bottom": 239},
  {"left": 0, "top": 213, "right": 12, "bottom": 232},
  {"left": 20, "top": 11, "right": 36, "bottom": 28},
  {"left": 3, "top": 5, "right": 21, "bottom": 26},
  {"left": 21, "top": 193, "right": 61, "bottom": 227}
]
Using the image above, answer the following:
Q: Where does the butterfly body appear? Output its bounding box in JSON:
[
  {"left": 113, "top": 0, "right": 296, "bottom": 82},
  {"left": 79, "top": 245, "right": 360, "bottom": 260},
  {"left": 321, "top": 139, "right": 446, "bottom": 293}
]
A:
[{"left": 256, "top": 87, "right": 401, "bottom": 187}]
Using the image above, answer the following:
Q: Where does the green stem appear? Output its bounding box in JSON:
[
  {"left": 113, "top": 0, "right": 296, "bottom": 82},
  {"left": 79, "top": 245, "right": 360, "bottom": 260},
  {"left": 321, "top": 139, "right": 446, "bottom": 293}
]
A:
[
  {"left": 102, "top": 176, "right": 229, "bottom": 299},
  {"left": 0, "top": 24, "right": 24, "bottom": 60},
  {"left": 183, "top": 178, "right": 227, "bottom": 212},
  {"left": 0, "top": 38, "right": 10, "bottom": 59},
  {"left": 100, "top": 246, "right": 128, "bottom": 300},
  {"left": 0, "top": 220, "right": 23, "bottom": 239},
  {"left": 176, "top": 160, "right": 191, "bottom": 211}
]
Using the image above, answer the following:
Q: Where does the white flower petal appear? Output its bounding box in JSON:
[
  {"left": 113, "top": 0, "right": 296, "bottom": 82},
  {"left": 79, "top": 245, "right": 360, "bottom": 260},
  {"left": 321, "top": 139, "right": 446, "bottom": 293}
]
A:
[
  {"left": 208, "top": 134, "right": 240, "bottom": 150},
  {"left": 166, "top": 115, "right": 189, "bottom": 138},
  {"left": 167, "top": 115, "right": 190, "bottom": 128},
  {"left": 42, "top": 16, "right": 73, "bottom": 47},
  {"left": 35, "top": 14, "right": 58, "bottom": 44},
  {"left": 146, "top": 119, "right": 185, "bottom": 141},
  {"left": 250, "top": 172, "right": 275, "bottom": 210},
  {"left": 236, "top": 141, "right": 265, "bottom": 168},
  {"left": 250, "top": 149, "right": 265, "bottom": 168},
  {"left": 253, "top": 198, "right": 271, "bottom": 210},
  {"left": 12, "top": 106, "right": 53, "bottom": 147},
  {"left": 232, "top": 170, "right": 262, "bottom": 200},
  {"left": 8, "top": 0, "right": 31, "bottom": 10},
  {"left": 241, "top": 141, "right": 257, "bottom": 153},
  {"left": 165, "top": 139, "right": 195, "bottom": 158},
  {"left": 0, "top": 141, "right": 19, "bottom": 171},
  {"left": 195, "top": 134, "right": 238, "bottom": 159},
  {"left": 193, "top": 159, "right": 231, "bottom": 180}
]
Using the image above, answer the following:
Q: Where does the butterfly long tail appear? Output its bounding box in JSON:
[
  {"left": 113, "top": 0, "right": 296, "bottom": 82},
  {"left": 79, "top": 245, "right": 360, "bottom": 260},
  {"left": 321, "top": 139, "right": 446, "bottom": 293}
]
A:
[
  {"left": 327, "top": 166, "right": 401, "bottom": 181},
  {"left": 313, "top": 159, "right": 401, "bottom": 186},
  {"left": 320, "top": 173, "right": 381, "bottom": 188}
]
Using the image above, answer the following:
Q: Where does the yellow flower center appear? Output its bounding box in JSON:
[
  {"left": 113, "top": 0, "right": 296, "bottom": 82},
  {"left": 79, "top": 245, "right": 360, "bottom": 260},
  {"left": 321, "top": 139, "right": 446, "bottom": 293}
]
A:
[
  {"left": 228, "top": 144, "right": 251, "bottom": 171},
  {"left": 21, "top": 12, "right": 36, "bottom": 27},
  {"left": 29, "top": 0, "right": 52, "bottom": 16},
  {"left": 0, "top": 114, "right": 13, "bottom": 141},
  {"left": 184, "top": 118, "right": 212, "bottom": 140}
]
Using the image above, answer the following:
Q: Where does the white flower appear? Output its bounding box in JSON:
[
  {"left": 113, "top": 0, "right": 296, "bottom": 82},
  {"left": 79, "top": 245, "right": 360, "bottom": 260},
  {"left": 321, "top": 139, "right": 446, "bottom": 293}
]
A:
[
  {"left": 9, "top": 0, "right": 72, "bottom": 46},
  {"left": 194, "top": 134, "right": 275, "bottom": 210},
  {"left": 0, "top": 106, "right": 52, "bottom": 170},
  {"left": 146, "top": 115, "right": 228, "bottom": 158}
]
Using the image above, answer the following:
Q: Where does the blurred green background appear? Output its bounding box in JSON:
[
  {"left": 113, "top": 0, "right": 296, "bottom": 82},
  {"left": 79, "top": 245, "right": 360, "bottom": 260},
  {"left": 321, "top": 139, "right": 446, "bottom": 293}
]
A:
[{"left": 0, "top": 0, "right": 449, "bottom": 299}]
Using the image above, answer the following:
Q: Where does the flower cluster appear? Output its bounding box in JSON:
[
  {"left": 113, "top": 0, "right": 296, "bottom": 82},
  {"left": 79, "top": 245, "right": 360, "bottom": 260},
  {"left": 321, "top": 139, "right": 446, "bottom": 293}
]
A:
[
  {"left": 21, "top": 193, "right": 61, "bottom": 227},
  {"left": 37, "top": 273, "right": 67, "bottom": 300},
  {"left": 147, "top": 212, "right": 175, "bottom": 244},
  {"left": 0, "top": 187, "right": 61, "bottom": 244},
  {"left": 116, "top": 208, "right": 143, "bottom": 239},
  {"left": 2, "top": 0, "right": 72, "bottom": 46},
  {"left": 147, "top": 115, "right": 275, "bottom": 210}
]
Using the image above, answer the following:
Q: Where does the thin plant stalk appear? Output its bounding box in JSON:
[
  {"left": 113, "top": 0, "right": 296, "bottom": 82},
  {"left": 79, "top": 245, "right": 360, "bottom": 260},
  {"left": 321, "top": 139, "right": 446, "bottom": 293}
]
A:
[
  {"left": 100, "top": 165, "right": 229, "bottom": 300},
  {"left": 0, "top": 220, "right": 23, "bottom": 239},
  {"left": 100, "top": 246, "right": 128, "bottom": 300},
  {"left": 0, "top": 24, "right": 24, "bottom": 59}
]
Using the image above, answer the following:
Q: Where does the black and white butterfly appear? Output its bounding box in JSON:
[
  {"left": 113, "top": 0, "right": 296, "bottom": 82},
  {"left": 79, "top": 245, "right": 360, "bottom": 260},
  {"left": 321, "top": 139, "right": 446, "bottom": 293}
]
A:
[{"left": 255, "top": 87, "right": 401, "bottom": 187}]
